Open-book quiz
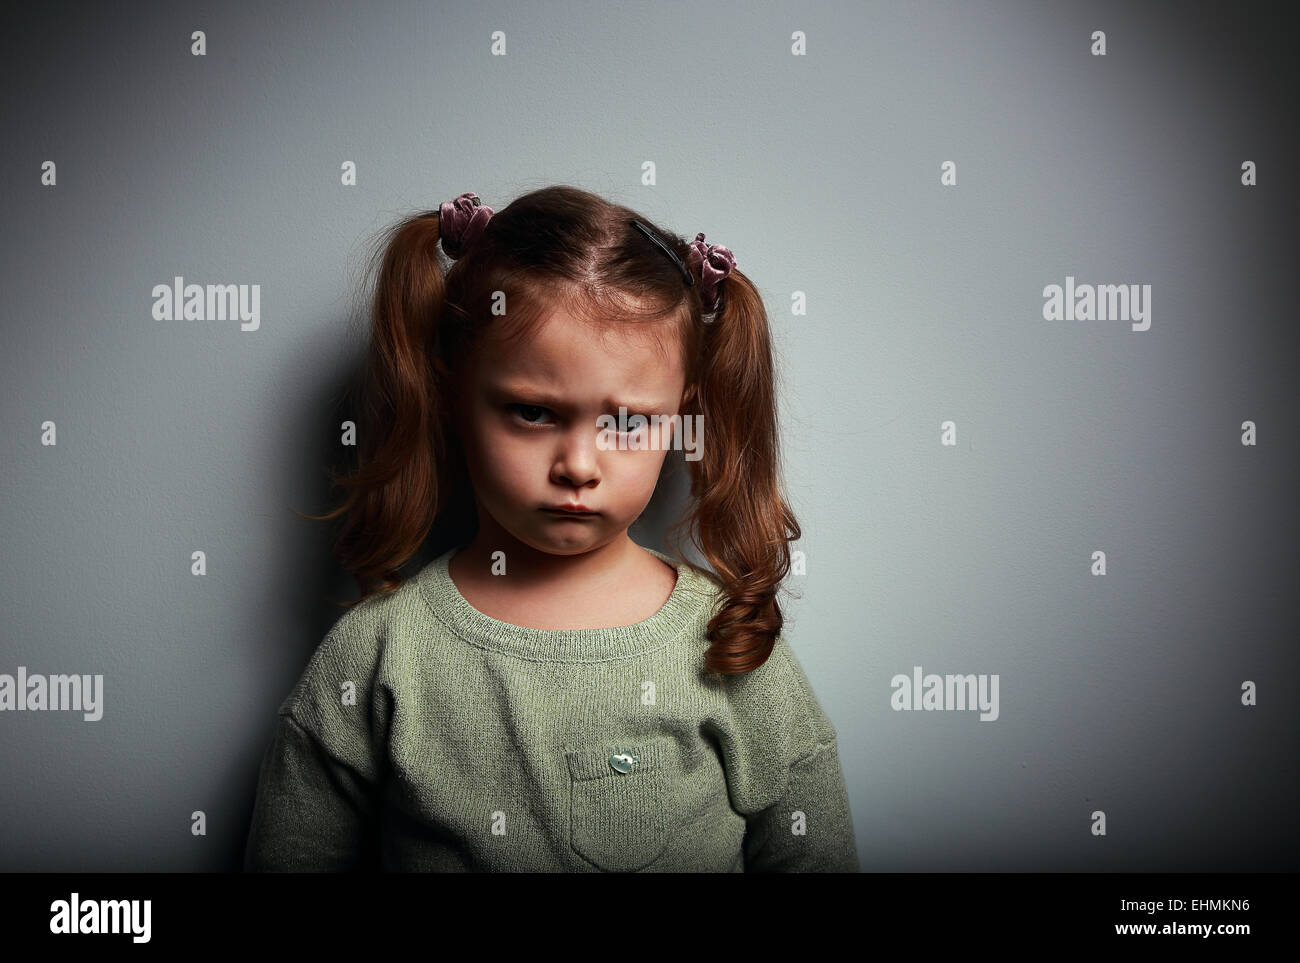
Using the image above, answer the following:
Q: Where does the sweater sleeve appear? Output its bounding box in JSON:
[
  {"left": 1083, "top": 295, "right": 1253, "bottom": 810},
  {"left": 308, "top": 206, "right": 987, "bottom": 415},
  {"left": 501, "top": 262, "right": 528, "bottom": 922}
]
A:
[
  {"left": 243, "top": 710, "right": 382, "bottom": 871},
  {"left": 244, "top": 620, "right": 390, "bottom": 872},
  {"left": 727, "top": 634, "right": 860, "bottom": 873},
  {"left": 742, "top": 736, "right": 859, "bottom": 872}
]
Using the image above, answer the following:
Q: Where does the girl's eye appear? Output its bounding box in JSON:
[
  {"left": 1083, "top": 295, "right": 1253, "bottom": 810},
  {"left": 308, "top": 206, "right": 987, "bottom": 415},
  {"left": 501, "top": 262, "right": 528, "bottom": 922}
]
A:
[{"left": 509, "top": 403, "right": 554, "bottom": 426}]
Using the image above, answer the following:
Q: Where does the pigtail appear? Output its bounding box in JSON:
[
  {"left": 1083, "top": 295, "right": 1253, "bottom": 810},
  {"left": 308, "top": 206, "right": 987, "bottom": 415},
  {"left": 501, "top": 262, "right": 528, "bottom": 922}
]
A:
[
  {"left": 669, "top": 270, "right": 802, "bottom": 675},
  {"left": 299, "top": 210, "right": 464, "bottom": 605}
]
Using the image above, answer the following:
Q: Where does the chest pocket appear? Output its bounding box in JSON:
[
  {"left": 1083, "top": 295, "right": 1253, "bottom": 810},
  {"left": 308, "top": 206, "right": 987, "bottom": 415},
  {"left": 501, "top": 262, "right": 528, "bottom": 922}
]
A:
[{"left": 565, "top": 738, "right": 674, "bottom": 872}]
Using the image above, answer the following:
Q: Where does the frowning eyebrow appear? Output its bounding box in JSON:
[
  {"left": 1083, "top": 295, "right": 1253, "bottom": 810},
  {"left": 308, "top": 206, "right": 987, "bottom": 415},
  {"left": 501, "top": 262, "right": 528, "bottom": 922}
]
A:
[{"left": 490, "top": 384, "right": 665, "bottom": 412}]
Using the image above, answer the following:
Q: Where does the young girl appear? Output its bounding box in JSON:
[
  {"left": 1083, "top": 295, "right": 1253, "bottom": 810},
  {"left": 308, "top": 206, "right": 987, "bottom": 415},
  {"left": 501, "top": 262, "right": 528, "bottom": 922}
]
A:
[{"left": 244, "top": 185, "right": 859, "bottom": 872}]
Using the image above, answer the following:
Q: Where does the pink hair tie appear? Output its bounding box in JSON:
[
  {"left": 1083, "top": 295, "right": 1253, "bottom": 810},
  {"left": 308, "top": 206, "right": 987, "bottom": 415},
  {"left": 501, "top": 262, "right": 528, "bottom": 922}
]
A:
[
  {"left": 686, "top": 232, "right": 737, "bottom": 312},
  {"left": 439, "top": 191, "right": 494, "bottom": 259}
]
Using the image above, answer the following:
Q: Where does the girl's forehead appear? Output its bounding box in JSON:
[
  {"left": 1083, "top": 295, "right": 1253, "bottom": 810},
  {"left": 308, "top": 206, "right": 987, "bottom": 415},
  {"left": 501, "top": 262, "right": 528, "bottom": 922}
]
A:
[
  {"left": 470, "top": 314, "right": 686, "bottom": 402},
  {"left": 481, "top": 309, "right": 682, "bottom": 369}
]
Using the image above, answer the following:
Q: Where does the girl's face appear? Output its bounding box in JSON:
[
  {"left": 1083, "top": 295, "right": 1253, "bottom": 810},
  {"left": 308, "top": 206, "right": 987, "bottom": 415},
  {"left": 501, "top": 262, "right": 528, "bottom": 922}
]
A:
[{"left": 453, "top": 308, "right": 687, "bottom": 558}]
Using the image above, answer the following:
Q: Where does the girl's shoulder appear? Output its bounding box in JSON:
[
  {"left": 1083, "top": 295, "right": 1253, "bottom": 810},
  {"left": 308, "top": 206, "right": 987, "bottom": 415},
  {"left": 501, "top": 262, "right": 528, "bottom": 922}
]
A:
[
  {"left": 278, "top": 568, "right": 433, "bottom": 719},
  {"left": 642, "top": 547, "right": 724, "bottom": 604},
  {"left": 719, "top": 632, "right": 842, "bottom": 759}
]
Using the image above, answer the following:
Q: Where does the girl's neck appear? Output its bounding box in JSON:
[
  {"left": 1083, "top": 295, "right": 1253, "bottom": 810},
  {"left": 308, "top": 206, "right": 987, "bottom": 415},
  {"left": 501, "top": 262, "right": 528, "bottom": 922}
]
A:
[{"left": 446, "top": 532, "right": 678, "bottom": 632}]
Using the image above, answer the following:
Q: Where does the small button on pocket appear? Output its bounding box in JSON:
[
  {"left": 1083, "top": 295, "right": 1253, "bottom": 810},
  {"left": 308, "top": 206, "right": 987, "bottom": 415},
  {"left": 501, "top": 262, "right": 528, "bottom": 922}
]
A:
[
  {"left": 566, "top": 739, "right": 672, "bottom": 872},
  {"left": 609, "top": 752, "right": 637, "bottom": 773}
]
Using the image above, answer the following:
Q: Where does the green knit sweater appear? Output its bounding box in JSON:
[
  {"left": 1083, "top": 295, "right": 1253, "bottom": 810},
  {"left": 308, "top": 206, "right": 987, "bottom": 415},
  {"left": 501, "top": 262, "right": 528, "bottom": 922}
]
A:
[{"left": 244, "top": 546, "right": 859, "bottom": 872}]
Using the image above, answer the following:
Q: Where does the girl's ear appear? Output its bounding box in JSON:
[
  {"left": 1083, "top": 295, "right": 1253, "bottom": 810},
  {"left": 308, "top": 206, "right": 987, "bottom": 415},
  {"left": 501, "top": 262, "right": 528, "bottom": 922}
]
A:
[
  {"left": 442, "top": 389, "right": 462, "bottom": 444},
  {"left": 433, "top": 355, "right": 463, "bottom": 438},
  {"left": 447, "top": 381, "right": 472, "bottom": 449}
]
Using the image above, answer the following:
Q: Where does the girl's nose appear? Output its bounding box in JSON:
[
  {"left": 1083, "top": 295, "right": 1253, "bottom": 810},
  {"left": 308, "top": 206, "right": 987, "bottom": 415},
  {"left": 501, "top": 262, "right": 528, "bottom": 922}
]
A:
[{"left": 549, "top": 428, "right": 600, "bottom": 488}]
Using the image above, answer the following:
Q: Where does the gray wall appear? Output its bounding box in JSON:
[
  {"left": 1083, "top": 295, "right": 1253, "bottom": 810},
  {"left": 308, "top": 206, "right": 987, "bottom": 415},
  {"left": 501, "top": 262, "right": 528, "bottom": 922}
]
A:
[{"left": 1, "top": 0, "right": 1295, "bottom": 871}]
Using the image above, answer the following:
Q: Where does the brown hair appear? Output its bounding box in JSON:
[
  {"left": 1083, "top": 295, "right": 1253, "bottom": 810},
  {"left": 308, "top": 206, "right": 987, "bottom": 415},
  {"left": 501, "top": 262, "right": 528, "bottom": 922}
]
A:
[{"left": 304, "top": 184, "right": 801, "bottom": 675}]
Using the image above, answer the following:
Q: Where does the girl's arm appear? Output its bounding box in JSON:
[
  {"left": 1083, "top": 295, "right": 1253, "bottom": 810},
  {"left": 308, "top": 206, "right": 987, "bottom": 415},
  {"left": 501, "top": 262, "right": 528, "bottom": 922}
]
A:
[
  {"left": 741, "top": 737, "right": 859, "bottom": 872},
  {"left": 244, "top": 623, "right": 389, "bottom": 872},
  {"left": 723, "top": 634, "right": 860, "bottom": 872},
  {"left": 244, "top": 710, "right": 382, "bottom": 871}
]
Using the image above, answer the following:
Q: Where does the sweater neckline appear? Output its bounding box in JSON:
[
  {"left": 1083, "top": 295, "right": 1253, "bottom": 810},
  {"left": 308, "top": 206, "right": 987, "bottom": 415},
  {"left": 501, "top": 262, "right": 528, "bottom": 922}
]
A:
[{"left": 418, "top": 545, "right": 716, "bottom": 662}]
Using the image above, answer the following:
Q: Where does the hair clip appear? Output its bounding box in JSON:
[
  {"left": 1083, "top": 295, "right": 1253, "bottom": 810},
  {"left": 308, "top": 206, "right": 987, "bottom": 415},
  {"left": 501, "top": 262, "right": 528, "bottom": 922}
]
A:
[{"left": 630, "top": 219, "right": 694, "bottom": 287}]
